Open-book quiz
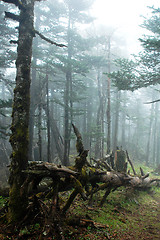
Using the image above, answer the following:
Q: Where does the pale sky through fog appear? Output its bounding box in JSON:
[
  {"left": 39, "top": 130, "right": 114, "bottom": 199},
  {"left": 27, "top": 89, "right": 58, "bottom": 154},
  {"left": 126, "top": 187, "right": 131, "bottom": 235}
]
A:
[{"left": 91, "top": 0, "right": 159, "bottom": 55}]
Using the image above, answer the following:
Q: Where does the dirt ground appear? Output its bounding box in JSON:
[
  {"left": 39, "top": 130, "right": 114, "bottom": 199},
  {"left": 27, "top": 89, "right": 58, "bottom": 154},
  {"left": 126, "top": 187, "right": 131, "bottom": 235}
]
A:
[
  {"left": 116, "top": 193, "right": 160, "bottom": 240},
  {"left": 64, "top": 189, "right": 160, "bottom": 240}
]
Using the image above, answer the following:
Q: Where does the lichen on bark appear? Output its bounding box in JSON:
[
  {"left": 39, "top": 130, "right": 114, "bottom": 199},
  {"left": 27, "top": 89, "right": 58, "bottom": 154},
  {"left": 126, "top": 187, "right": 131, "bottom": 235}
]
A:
[{"left": 8, "top": 0, "right": 35, "bottom": 222}]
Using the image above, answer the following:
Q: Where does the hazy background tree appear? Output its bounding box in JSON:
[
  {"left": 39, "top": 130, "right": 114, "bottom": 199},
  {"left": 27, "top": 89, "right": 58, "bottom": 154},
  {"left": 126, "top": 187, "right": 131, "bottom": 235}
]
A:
[{"left": 1, "top": 1, "right": 160, "bottom": 201}]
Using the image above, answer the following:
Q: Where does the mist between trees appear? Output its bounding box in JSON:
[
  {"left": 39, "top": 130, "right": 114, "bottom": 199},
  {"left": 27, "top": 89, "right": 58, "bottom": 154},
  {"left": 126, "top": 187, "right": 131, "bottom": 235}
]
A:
[{"left": 0, "top": 0, "right": 160, "bottom": 172}]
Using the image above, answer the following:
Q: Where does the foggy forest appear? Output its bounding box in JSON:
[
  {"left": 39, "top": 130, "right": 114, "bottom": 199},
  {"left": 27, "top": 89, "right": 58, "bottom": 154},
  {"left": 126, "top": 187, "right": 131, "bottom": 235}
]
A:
[{"left": 0, "top": 0, "right": 160, "bottom": 239}]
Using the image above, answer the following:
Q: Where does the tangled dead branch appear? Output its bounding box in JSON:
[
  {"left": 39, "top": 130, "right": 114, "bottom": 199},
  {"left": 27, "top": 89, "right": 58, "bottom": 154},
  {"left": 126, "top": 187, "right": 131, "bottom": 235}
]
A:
[{"left": 19, "top": 124, "right": 160, "bottom": 212}]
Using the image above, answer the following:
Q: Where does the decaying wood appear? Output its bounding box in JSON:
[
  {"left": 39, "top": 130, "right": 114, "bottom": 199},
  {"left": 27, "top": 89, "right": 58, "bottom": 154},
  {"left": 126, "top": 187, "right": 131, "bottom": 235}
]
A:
[
  {"left": 66, "top": 216, "right": 109, "bottom": 229},
  {"left": 72, "top": 123, "right": 89, "bottom": 171},
  {"left": 115, "top": 149, "right": 127, "bottom": 172},
  {"left": 126, "top": 150, "right": 136, "bottom": 175},
  {"left": 140, "top": 167, "right": 145, "bottom": 176},
  {"left": 25, "top": 162, "right": 78, "bottom": 177},
  {"left": 3, "top": 124, "right": 159, "bottom": 215},
  {"left": 91, "top": 158, "right": 113, "bottom": 171}
]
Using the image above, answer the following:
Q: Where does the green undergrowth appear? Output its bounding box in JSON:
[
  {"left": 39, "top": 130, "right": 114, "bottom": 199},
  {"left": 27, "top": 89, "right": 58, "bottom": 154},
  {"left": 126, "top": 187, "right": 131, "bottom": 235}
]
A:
[
  {"left": 0, "top": 196, "right": 7, "bottom": 209},
  {"left": 69, "top": 183, "right": 160, "bottom": 239}
]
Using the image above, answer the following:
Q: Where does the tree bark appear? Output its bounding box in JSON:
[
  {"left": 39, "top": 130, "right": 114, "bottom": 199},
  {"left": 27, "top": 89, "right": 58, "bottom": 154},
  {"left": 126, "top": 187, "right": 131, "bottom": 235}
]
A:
[
  {"left": 28, "top": 34, "right": 39, "bottom": 161},
  {"left": 95, "top": 70, "right": 106, "bottom": 159},
  {"left": 50, "top": 116, "right": 64, "bottom": 163},
  {"left": 7, "top": 0, "right": 34, "bottom": 222}
]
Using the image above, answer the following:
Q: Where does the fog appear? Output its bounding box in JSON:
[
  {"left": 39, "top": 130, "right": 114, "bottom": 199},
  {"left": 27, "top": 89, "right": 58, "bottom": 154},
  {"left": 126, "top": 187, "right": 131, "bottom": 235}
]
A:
[
  {"left": 91, "top": 0, "right": 159, "bottom": 54},
  {"left": 0, "top": 0, "right": 160, "bottom": 184}
]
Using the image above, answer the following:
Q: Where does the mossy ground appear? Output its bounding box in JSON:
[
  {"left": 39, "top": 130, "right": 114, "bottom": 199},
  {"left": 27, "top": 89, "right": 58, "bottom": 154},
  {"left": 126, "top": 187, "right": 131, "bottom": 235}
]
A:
[{"left": 65, "top": 184, "right": 160, "bottom": 240}]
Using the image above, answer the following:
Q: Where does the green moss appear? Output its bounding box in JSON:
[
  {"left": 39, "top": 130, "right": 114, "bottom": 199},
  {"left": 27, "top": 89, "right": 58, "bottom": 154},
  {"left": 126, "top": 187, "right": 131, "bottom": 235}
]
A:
[
  {"left": 81, "top": 167, "right": 89, "bottom": 182},
  {"left": 7, "top": 180, "right": 28, "bottom": 223},
  {"left": 16, "top": 127, "right": 24, "bottom": 137}
]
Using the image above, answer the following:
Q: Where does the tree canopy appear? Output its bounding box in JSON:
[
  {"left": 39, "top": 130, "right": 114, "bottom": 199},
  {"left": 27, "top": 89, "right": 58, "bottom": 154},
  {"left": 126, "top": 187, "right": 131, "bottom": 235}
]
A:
[{"left": 110, "top": 6, "right": 160, "bottom": 91}]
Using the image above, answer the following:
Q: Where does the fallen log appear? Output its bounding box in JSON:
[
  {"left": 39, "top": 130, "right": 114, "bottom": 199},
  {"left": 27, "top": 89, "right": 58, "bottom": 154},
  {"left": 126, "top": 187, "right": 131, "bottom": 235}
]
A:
[
  {"left": 2, "top": 125, "right": 160, "bottom": 211},
  {"left": 20, "top": 157, "right": 160, "bottom": 210}
]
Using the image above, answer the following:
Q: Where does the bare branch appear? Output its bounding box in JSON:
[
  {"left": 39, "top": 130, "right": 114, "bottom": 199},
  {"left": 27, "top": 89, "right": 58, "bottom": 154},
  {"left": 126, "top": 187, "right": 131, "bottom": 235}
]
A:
[
  {"left": 5, "top": 11, "right": 20, "bottom": 21},
  {"left": 34, "top": 30, "right": 67, "bottom": 48},
  {"left": 72, "top": 123, "right": 84, "bottom": 155},
  {"left": 0, "top": 130, "right": 9, "bottom": 136},
  {"left": 2, "top": 0, "right": 25, "bottom": 10},
  {"left": 140, "top": 167, "right": 145, "bottom": 176},
  {"left": 144, "top": 99, "right": 160, "bottom": 104},
  {"left": 2, "top": 0, "right": 18, "bottom": 4},
  {"left": 10, "top": 40, "right": 18, "bottom": 44},
  {"left": 141, "top": 173, "right": 149, "bottom": 180},
  {"left": 126, "top": 150, "right": 136, "bottom": 175},
  {"left": 150, "top": 178, "right": 160, "bottom": 183}
]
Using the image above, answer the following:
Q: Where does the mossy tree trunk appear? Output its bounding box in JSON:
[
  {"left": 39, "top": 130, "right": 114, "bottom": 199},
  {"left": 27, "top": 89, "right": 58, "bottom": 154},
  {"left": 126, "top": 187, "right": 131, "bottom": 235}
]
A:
[{"left": 3, "top": 0, "right": 35, "bottom": 222}]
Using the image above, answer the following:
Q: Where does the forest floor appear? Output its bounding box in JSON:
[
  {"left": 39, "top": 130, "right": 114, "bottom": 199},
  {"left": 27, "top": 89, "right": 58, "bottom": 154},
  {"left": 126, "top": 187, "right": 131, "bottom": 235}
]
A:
[
  {"left": 64, "top": 185, "right": 160, "bottom": 240},
  {"left": 0, "top": 165, "right": 160, "bottom": 239}
]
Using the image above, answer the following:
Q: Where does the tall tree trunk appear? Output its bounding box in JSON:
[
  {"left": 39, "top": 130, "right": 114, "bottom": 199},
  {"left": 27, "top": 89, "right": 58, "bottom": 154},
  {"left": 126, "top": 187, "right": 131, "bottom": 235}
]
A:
[
  {"left": 50, "top": 86, "right": 56, "bottom": 161},
  {"left": 8, "top": 0, "right": 34, "bottom": 222},
  {"left": 127, "top": 119, "right": 131, "bottom": 149},
  {"left": 43, "top": 101, "right": 64, "bottom": 163},
  {"left": 46, "top": 73, "right": 51, "bottom": 162},
  {"left": 50, "top": 116, "right": 64, "bottom": 163},
  {"left": 28, "top": 56, "right": 37, "bottom": 161},
  {"left": 63, "top": 7, "right": 72, "bottom": 166},
  {"left": 86, "top": 83, "right": 93, "bottom": 160},
  {"left": 156, "top": 124, "right": 160, "bottom": 166},
  {"left": 95, "top": 98, "right": 102, "bottom": 159},
  {"left": 101, "top": 98, "right": 105, "bottom": 158},
  {"left": 113, "top": 89, "right": 120, "bottom": 152},
  {"left": 63, "top": 70, "right": 71, "bottom": 166},
  {"left": 106, "top": 36, "right": 111, "bottom": 154},
  {"left": 146, "top": 102, "right": 154, "bottom": 165},
  {"left": 121, "top": 93, "right": 127, "bottom": 148},
  {"left": 1, "top": 82, "right": 7, "bottom": 145},
  {"left": 152, "top": 102, "right": 158, "bottom": 166},
  {"left": 38, "top": 87, "right": 42, "bottom": 161},
  {"left": 95, "top": 70, "right": 106, "bottom": 159},
  {"left": 82, "top": 101, "right": 87, "bottom": 148},
  {"left": 135, "top": 100, "right": 141, "bottom": 160},
  {"left": 95, "top": 71, "right": 102, "bottom": 159},
  {"left": 28, "top": 30, "right": 39, "bottom": 161}
]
